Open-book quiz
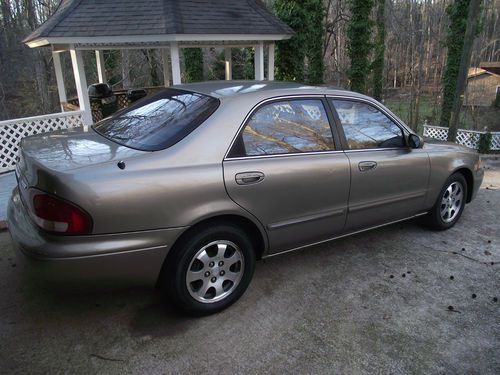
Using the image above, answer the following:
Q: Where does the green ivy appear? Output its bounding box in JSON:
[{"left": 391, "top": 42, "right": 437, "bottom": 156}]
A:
[
  {"left": 274, "top": 0, "right": 325, "bottom": 84},
  {"left": 440, "top": 0, "right": 470, "bottom": 127},
  {"left": 347, "top": 0, "right": 374, "bottom": 94},
  {"left": 477, "top": 132, "right": 492, "bottom": 154},
  {"left": 184, "top": 48, "right": 204, "bottom": 82},
  {"left": 303, "top": 0, "right": 325, "bottom": 84}
]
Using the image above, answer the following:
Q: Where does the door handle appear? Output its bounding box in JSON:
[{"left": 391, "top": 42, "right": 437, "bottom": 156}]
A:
[
  {"left": 358, "top": 161, "right": 377, "bottom": 172},
  {"left": 235, "top": 171, "right": 265, "bottom": 185}
]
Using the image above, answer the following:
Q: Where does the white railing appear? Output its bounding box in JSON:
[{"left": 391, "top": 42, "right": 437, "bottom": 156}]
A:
[
  {"left": 0, "top": 111, "right": 83, "bottom": 173},
  {"left": 423, "top": 125, "right": 500, "bottom": 151}
]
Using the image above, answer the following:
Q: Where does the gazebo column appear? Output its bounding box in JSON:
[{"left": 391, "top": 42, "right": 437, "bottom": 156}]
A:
[
  {"left": 95, "top": 50, "right": 107, "bottom": 83},
  {"left": 224, "top": 48, "right": 232, "bottom": 80},
  {"left": 170, "top": 42, "right": 181, "bottom": 85},
  {"left": 52, "top": 51, "right": 67, "bottom": 112},
  {"left": 254, "top": 41, "right": 264, "bottom": 81},
  {"left": 161, "top": 48, "right": 171, "bottom": 87},
  {"left": 268, "top": 43, "right": 275, "bottom": 81},
  {"left": 69, "top": 48, "right": 92, "bottom": 128}
]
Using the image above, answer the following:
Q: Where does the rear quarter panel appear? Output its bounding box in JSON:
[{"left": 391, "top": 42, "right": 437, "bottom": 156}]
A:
[
  {"left": 423, "top": 142, "right": 479, "bottom": 209},
  {"left": 29, "top": 99, "right": 268, "bottom": 238}
]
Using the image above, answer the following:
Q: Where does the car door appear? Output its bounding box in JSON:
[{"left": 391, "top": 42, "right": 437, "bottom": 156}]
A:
[
  {"left": 223, "top": 97, "right": 350, "bottom": 254},
  {"left": 328, "top": 97, "right": 430, "bottom": 233}
]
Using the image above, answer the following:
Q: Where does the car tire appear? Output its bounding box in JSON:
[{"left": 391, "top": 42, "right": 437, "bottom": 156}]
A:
[
  {"left": 425, "top": 172, "right": 467, "bottom": 231},
  {"left": 162, "top": 223, "right": 255, "bottom": 315}
]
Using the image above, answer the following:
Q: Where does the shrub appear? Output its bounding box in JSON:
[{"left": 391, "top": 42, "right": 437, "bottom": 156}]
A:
[{"left": 477, "top": 132, "right": 492, "bottom": 154}]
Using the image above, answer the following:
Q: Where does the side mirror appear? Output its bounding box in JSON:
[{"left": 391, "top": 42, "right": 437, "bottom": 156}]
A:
[{"left": 408, "top": 134, "right": 423, "bottom": 149}]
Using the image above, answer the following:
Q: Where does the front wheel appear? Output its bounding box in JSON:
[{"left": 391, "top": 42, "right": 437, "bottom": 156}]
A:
[
  {"left": 425, "top": 173, "right": 467, "bottom": 230},
  {"left": 162, "top": 224, "right": 255, "bottom": 315}
]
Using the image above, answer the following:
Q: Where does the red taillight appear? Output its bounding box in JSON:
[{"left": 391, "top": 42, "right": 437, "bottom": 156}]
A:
[{"left": 29, "top": 190, "right": 93, "bottom": 235}]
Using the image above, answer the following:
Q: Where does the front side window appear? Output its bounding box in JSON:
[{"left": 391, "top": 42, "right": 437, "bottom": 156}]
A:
[
  {"left": 93, "top": 89, "right": 219, "bottom": 151},
  {"left": 233, "top": 99, "right": 335, "bottom": 157},
  {"left": 331, "top": 99, "right": 405, "bottom": 150}
]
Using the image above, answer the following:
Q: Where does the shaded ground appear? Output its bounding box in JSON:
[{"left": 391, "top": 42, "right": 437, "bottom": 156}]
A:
[{"left": 0, "top": 162, "right": 498, "bottom": 374}]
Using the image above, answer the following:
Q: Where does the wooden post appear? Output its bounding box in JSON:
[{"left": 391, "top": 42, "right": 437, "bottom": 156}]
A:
[
  {"left": 268, "top": 43, "right": 275, "bottom": 81},
  {"left": 52, "top": 51, "right": 67, "bottom": 112},
  {"left": 70, "top": 48, "right": 92, "bottom": 128},
  {"left": 224, "top": 48, "right": 232, "bottom": 80},
  {"left": 170, "top": 42, "right": 181, "bottom": 85},
  {"left": 254, "top": 42, "right": 264, "bottom": 81},
  {"left": 161, "top": 48, "right": 171, "bottom": 87},
  {"left": 95, "top": 50, "right": 106, "bottom": 83}
]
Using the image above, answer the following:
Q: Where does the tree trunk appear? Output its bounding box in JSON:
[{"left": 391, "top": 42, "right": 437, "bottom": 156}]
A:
[
  {"left": 372, "top": 0, "right": 386, "bottom": 100},
  {"left": 121, "top": 50, "right": 131, "bottom": 88},
  {"left": 448, "top": 0, "right": 482, "bottom": 142},
  {"left": 414, "top": 1, "right": 427, "bottom": 131}
]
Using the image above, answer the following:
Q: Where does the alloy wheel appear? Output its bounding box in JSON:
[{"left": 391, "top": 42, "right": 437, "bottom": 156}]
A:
[
  {"left": 186, "top": 240, "right": 244, "bottom": 303},
  {"left": 440, "top": 181, "right": 464, "bottom": 223}
]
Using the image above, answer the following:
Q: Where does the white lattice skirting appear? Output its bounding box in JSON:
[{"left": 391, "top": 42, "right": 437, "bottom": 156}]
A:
[
  {"left": 423, "top": 125, "right": 500, "bottom": 151},
  {"left": 0, "top": 111, "right": 83, "bottom": 173}
]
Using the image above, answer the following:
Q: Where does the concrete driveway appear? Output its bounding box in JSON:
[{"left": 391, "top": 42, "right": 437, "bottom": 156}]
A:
[{"left": 0, "top": 161, "right": 498, "bottom": 374}]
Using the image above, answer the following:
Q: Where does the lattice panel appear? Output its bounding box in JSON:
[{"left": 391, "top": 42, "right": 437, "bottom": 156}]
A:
[
  {"left": 456, "top": 131, "right": 480, "bottom": 148},
  {"left": 0, "top": 111, "right": 83, "bottom": 173},
  {"left": 423, "top": 125, "right": 448, "bottom": 141},
  {"left": 116, "top": 93, "right": 131, "bottom": 109},
  {"left": 423, "top": 125, "right": 500, "bottom": 151},
  {"left": 490, "top": 134, "right": 500, "bottom": 150}
]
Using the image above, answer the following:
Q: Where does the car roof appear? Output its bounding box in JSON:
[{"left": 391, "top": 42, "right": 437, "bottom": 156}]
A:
[{"left": 174, "top": 80, "right": 369, "bottom": 100}]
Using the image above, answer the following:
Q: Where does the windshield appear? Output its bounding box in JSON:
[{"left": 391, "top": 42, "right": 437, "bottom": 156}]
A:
[{"left": 92, "top": 88, "right": 219, "bottom": 151}]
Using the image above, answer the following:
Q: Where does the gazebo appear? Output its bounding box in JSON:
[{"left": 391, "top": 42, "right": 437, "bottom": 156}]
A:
[{"left": 23, "top": 0, "right": 293, "bottom": 126}]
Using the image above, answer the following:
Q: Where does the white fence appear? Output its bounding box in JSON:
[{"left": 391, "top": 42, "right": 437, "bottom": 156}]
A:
[
  {"left": 0, "top": 111, "right": 83, "bottom": 173},
  {"left": 423, "top": 125, "right": 500, "bottom": 151}
]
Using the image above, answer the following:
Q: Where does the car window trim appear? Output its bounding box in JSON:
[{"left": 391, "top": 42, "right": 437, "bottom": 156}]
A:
[
  {"left": 325, "top": 95, "right": 412, "bottom": 152},
  {"left": 225, "top": 149, "right": 345, "bottom": 162},
  {"left": 224, "top": 95, "right": 341, "bottom": 160}
]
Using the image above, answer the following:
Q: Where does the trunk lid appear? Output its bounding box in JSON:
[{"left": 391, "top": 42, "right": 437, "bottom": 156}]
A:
[{"left": 16, "top": 127, "right": 146, "bottom": 189}]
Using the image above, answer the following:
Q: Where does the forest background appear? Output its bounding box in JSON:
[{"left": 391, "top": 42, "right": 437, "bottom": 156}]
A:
[{"left": 0, "top": 0, "right": 498, "bottom": 134}]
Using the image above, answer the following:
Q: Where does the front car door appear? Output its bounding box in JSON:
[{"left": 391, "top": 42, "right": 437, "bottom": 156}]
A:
[
  {"left": 328, "top": 97, "right": 430, "bottom": 233},
  {"left": 223, "top": 97, "right": 350, "bottom": 254}
]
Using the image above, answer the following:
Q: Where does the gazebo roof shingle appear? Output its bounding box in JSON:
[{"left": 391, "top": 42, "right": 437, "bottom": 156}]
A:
[{"left": 24, "top": 0, "right": 293, "bottom": 44}]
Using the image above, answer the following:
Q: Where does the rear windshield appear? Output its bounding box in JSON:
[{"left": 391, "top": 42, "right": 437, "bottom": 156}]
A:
[{"left": 92, "top": 88, "right": 219, "bottom": 151}]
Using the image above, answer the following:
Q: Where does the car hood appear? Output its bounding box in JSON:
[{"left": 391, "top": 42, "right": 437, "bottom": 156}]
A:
[
  {"left": 422, "top": 137, "right": 474, "bottom": 153},
  {"left": 19, "top": 127, "right": 145, "bottom": 173}
]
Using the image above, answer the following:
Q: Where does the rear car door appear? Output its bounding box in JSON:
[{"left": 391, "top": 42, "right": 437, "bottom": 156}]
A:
[
  {"left": 223, "top": 97, "right": 350, "bottom": 254},
  {"left": 328, "top": 97, "right": 430, "bottom": 233}
]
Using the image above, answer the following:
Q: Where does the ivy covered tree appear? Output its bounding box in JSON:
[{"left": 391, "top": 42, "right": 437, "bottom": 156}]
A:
[
  {"left": 303, "top": 0, "right": 325, "bottom": 84},
  {"left": 447, "top": 0, "right": 482, "bottom": 141},
  {"left": 347, "top": 0, "right": 374, "bottom": 94},
  {"left": 371, "top": 0, "right": 386, "bottom": 100},
  {"left": 184, "top": 48, "right": 204, "bottom": 82},
  {"left": 274, "top": 0, "right": 325, "bottom": 84},
  {"left": 440, "top": 0, "right": 470, "bottom": 127}
]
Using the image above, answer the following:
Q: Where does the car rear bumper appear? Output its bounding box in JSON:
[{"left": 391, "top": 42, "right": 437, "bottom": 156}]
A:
[{"left": 7, "top": 187, "right": 186, "bottom": 287}]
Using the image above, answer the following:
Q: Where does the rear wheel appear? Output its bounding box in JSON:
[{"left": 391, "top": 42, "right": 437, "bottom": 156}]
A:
[
  {"left": 162, "top": 224, "right": 255, "bottom": 315},
  {"left": 425, "top": 173, "right": 467, "bottom": 230}
]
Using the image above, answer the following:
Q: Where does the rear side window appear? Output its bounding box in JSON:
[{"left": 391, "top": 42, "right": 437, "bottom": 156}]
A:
[
  {"left": 229, "top": 99, "right": 335, "bottom": 157},
  {"left": 93, "top": 89, "right": 219, "bottom": 151},
  {"left": 331, "top": 99, "right": 405, "bottom": 149}
]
